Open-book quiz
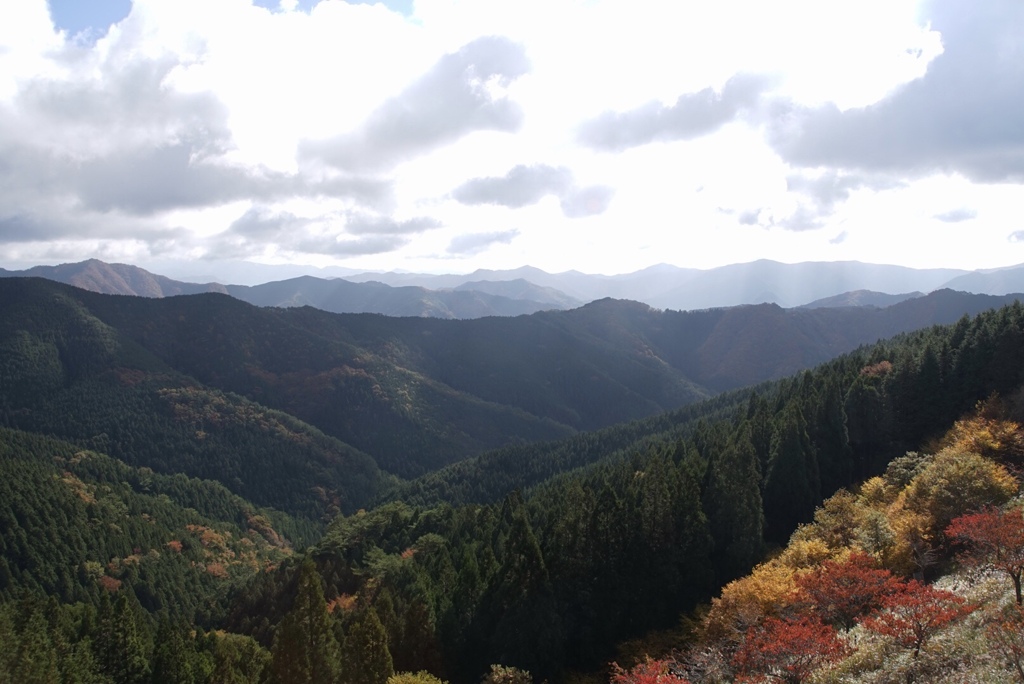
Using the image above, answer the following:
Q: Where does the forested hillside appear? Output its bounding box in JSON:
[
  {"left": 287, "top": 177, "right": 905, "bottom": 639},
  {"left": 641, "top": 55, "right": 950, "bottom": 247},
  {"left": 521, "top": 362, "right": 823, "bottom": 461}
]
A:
[
  {"left": 1, "top": 277, "right": 1019, "bottom": 479},
  {"left": 0, "top": 278, "right": 384, "bottom": 520},
  {"left": 4, "top": 277, "right": 1024, "bottom": 683},
  {"left": 229, "top": 300, "right": 1024, "bottom": 683}
]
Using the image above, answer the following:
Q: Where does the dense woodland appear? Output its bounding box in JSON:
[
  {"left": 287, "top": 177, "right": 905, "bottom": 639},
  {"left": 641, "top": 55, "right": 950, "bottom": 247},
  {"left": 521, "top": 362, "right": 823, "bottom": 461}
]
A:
[{"left": 3, "top": 276, "right": 1024, "bottom": 682}]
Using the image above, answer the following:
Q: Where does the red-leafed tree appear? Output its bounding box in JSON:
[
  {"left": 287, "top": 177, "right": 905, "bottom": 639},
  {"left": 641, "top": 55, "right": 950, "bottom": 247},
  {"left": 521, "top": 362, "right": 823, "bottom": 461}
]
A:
[
  {"left": 987, "top": 604, "right": 1024, "bottom": 682},
  {"left": 860, "top": 580, "right": 974, "bottom": 658},
  {"left": 609, "top": 657, "right": 689, "bottom": 684},
  {"left": 794, "top": 551, "right": 901, "bottom": 629},
  {"left": 946, "top": 506, "right": 1024, "bottom": 605},
  {"left": 732, "top": 616, "right": 851, "bottom": 684}
]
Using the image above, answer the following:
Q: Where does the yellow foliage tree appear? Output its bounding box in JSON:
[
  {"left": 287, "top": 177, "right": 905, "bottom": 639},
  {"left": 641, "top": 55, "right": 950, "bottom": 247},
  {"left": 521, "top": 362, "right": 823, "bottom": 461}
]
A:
[
  {"left": 935, "top": 396, "right": 1024, "bottom": 466},
  {"left": 703, "top": 560, "right": 800, "bottom": 642},
  {"left": 903, "top": 447, "right": 1018, "bottom": 538}
]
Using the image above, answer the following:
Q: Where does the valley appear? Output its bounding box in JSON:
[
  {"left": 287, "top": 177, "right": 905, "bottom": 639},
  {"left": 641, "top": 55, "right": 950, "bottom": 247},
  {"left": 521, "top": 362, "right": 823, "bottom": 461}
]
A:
[{"left": 2, "top": 269, "right": 1024, "bottom": 683}]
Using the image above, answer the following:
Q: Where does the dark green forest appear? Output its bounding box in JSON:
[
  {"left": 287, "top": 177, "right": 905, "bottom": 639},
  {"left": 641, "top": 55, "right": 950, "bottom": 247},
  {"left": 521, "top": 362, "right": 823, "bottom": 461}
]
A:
[{"left": 3, "top": 276, "right": 1024, "bottom": 683}]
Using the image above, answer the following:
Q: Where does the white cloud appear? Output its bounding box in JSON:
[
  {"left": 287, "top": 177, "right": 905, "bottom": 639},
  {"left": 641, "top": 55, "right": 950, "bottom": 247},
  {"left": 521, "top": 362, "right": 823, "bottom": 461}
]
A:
[{"left": 0, "top": 0, "right": 1021, "bottom": 276}]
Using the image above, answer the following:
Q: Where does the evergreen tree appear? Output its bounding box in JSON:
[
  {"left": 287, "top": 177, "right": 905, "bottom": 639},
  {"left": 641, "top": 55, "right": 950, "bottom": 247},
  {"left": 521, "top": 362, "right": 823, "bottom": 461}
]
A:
[
  {"left": 702, "top": 426, "right": 764, "bottom": 581},
  {"left": 340, "top": 607, "right": 394, "bottom": 684},
  {"left": 269, "top": 560, "right": 341, "bottom": 684},
  {"left": 12, "top": 606, "right": 60, "bottom": 684},
  {"left": 808, "top": 377, "right": 854, "bottom": 496},
  {"left": 0, "top": 605, "right": 15, "bottom": 684},
  {"left": 763, "top": 404, "right": 820, "bottom": 543},
  {"left": 149, "top": 618, "right": 195, "bottom": 684},
  {"left": 208, "top": 632, "right": 270, "bottom": 684},
  {"left": 95, "top": 593, "right": 150, "bottom": 684}
]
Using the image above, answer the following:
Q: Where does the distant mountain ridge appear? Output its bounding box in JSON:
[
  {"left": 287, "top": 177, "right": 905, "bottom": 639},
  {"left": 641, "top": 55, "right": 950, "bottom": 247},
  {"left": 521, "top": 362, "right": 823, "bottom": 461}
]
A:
[
  {"left": 799, "top": 290, "right": 925, "bottom": 309},
  {"left": 0, "top": 258, "right": 228, "bottom": 297},
  {"left": 346, "top": 260, "right": 981, "bottom": 310},
  {"left": 223, "top": 275, "right": 566, "bottom": 318},
  {"left": 0, "top": 260, "right": 571, "bottom": 318},
  {"left": 6, "top": 258, "right": 1024, "bottom": 317}
]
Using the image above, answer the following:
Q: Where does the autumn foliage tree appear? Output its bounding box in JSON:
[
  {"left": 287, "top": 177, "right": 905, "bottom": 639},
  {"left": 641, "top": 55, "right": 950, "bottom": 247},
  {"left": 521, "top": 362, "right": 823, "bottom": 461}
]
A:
[
  {"left": 986, "top": 605, "right": 1024, "bottom": 682},
  {"left": 946, "top": 506, "right": 1024, "bottom": 605},
  {"left": 860, "top": 580, "right": 974, "bottom": 658},
  {"left": 609, "top": 656, "right": 689, "bottom": 684},
  {"left": 732, "top": 616, "right": 851, "bottom": 684},
  {"left": 794, "top": 551, "right": 900, "bottom": 629}
]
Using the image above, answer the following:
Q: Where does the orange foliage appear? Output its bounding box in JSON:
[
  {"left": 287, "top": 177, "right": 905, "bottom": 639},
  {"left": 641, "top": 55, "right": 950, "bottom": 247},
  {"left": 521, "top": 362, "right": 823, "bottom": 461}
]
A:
[
  {"left": 206, "top": 562, "right": 229, "bottom": 578},
  {"left": 609, "top": 656, "right": 688, "bottom": 684},
  {"left": 327, "top": 593, "right": 358, "bottom": 614},
  {"left": 794, "top": 551, "right": 900, "bottom": 629},
  {"left": 860, "top": 361, "right": 892, "bottom": 377},
  {"left": 704, "top": 561, "right": 800, "bottom": 641},
  {"left": 98, "top": 575, "right": 122, "bottom": 593},
  {"left": 733, "top": 616, "right": 851, "bottom": 684},
  {"left": 860, "top": 580, "right": 974, "bottom": 657}
]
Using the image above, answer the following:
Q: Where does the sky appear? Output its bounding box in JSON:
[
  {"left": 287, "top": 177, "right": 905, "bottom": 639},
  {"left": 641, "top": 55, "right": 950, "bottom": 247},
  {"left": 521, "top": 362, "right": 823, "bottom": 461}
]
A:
[{"left": 0, "top": 0, "right": 1022, "bottom": 279}]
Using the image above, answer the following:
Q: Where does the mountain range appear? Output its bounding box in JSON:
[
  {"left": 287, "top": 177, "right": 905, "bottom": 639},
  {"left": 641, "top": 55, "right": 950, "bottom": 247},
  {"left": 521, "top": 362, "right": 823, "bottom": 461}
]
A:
[
  {"left": 7, "top": 258, "right": 1024, "bottom": 317},
  {"left": 3, "top": 275, "right": 1021, "bottom": 488},
  {"left": 6, "top": 264, "right": 1024, "bottom": 682}
]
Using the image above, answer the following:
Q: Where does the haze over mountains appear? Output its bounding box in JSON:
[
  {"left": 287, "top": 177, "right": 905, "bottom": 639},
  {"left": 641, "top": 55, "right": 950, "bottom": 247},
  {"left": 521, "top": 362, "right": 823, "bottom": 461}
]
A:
[{"left": 6, "top": 258, "right": 1024, "bottom": 317}]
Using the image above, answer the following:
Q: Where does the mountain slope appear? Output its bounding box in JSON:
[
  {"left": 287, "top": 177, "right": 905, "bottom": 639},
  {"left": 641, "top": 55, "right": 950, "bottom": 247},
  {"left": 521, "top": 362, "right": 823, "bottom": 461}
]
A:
[
  {"left": 799, "top": 289, "right": 924, "bottom": 308},
  {"left": 452, "top": 277, "right": 582, "bottom": 308},
  {"left": 940, "top": 262, "right": 1024, "bottom": 295},
  {"left": 0, "top": 258, "right": 226, "bottom": 296},
  {"left": 2, "top": 278, "right": 1020, "bottom": 481},
  {"left": 226, "top": 275, "right": 564, "bottom": 317},
  {"left": 0, "top": 426, "right": 310, "bottom": 612},
  {"left": 0, "top": 278, "right": 384, "bottom": 519}
]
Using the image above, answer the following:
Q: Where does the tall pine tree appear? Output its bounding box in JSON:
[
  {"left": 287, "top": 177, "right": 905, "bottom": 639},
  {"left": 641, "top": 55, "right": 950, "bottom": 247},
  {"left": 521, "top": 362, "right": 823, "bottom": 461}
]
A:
[
  {"left": 269, "top": 560, "right": 341, "bottom": 684},
  {"left": 763, "top": 404, "right": 820, "bottom": 543},
  {"left": 702, "top": 425, "right": 764, "bottom": 582}
]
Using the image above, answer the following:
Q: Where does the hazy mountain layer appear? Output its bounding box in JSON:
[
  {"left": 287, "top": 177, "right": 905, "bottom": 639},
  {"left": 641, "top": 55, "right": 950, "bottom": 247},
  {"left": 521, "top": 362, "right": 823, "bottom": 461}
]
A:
[
  {"left": 346, "top": 259, "right": 975, "bottom": 309},
  {"left": 225, "top": 275, "right": 562, "bottom": 317},
  {"left": 799, "top": 289, "right": 925, "bottom": 308}
]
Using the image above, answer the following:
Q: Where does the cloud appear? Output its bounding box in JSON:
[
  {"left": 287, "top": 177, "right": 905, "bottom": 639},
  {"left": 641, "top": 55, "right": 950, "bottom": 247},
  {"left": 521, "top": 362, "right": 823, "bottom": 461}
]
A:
[
  {"left": 768, "top": 0, "right": 1024, "bottom": 183},
  {"left": 300, "top": 36, "right": 530, "bottom": 172},
  {"left": 0, "top": 213, "right": 67, "bottom": 242},
  {"left": 0, "top": 41, "right": 398, "bottom": 256},
  {"left": 559, "top": 185, "right": 615, "bottom": 218},
  {"left": 776, "top": 204, "right": 827, "bottom": 232},
  {"left": 1009, "top": 231, "right": 1024, "bottom": 244},
  {"left": 345, "top": 213, "right": 441, "bottom": 235},
  {"left": 933, "top": 208, "right": 977, "bottom": 223},
  {"left": 830, "top": 230, "right": 848, "bottom": 245},
  {"left": 218, "top": 206, "right": 438, "bottom": 258},
  {"left": 295, "top": 234, "right": 410, "bottom": 256},
  {"left": 786, "top": 171, "right": 866, "bottom": 213},
  {"left": 451, "top": 164, "right": 613, "bottom": 218},
  {"left": 737, "top": 210, "right": 761, "bottom": 226},
  {"left": 772, "top": 170, "right": 901, "bottom": 232},
  {"left": 228, "top": 207, "right": 310, "bottom": 238},
  {"left": 577, "top": 73, "right": 768, "bottom": 152},
  {"left": 452, "top": 164, "right": 572, "bottom": 208},
  {"left": 447, "top": 229, "right": 519, "bottom": 256},
  {"left": 75, "top": 144, "right": 279, "bottom": 215}
]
